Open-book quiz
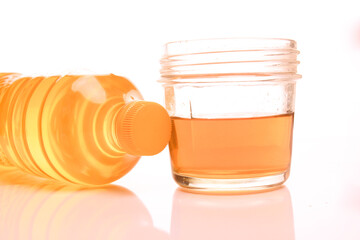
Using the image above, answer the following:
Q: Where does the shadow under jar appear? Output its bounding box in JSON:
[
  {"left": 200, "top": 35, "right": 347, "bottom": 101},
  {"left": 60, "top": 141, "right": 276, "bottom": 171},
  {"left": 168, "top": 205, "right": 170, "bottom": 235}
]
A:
[{"left": 160, "top": 38, "right": 301, "bottom": 192}]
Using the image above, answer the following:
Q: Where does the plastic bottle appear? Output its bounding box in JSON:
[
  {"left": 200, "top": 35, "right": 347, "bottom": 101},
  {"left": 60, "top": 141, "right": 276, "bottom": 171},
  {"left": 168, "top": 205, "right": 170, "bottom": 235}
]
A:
[{"left": 0, "top": 73, "right": 171, "bottom": 185}]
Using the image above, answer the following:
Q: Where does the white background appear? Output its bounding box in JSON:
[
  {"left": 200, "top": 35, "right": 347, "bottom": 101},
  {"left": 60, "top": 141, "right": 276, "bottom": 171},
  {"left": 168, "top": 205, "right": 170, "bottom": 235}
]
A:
[
  {"left": 1, "top": 0, "right": 360, "bottom": 138},
  {"left": 1, "top": 0, "right": 360, "bottom": 239}
]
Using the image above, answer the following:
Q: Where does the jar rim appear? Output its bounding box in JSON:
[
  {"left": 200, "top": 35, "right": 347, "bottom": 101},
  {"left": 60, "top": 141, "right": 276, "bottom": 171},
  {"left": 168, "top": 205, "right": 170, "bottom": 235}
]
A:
[
  {"left": 165, "top": 37, "right": 296, "bottom": 44},
  {"left": 160, "top": 37, "right": 300, "bottom": 82},
  {"left": 163, "top": 37, "right": 297, "bottom": 56}
]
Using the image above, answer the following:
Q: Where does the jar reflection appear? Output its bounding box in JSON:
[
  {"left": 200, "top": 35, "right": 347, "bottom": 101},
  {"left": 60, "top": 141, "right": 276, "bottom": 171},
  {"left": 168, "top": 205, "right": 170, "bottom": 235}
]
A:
[
  {"left": 0, "top": 166, "right": 169, "bottom": 240},
  {"left": 171, "top": 187, "right": 295, "bottom": 240}
]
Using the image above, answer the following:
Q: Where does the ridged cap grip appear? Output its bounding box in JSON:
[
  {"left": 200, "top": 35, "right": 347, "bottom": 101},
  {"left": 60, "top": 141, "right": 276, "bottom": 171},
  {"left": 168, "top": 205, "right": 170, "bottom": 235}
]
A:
[{"left": 117, "top": 101, "right": 171, "bottom": 156}]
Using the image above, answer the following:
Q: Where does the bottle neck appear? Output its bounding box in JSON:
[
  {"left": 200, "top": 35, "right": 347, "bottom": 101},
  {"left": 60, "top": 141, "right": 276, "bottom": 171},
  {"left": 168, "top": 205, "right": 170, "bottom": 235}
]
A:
[{"left": 93, "top": 99, "right": 126, "bottom": 157}]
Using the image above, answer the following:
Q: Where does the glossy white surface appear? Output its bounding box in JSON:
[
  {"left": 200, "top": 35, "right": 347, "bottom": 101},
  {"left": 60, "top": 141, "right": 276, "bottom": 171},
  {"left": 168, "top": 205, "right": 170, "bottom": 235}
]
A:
[{"left": 2, "top": 135, "right": 358, "bottom": 239}]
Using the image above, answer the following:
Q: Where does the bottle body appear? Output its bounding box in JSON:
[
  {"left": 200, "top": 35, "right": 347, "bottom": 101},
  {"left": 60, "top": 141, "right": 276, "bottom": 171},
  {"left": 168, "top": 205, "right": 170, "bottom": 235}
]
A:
[{"left": 0, "top": 73, "right": 144, "bottom": 185}]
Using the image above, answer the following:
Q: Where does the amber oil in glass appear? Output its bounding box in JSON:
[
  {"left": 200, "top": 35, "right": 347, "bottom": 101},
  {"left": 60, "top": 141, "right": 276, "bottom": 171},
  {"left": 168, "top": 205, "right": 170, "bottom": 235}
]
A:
[{"left": 169, "top": 113, "right": 294, "bottom": 181}]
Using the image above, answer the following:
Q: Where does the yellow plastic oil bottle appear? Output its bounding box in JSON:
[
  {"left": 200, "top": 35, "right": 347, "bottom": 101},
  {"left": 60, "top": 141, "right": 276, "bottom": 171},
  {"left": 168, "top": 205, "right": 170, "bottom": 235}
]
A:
[{"left": 0, "top": 73, "right": 171, "bottom": 185}]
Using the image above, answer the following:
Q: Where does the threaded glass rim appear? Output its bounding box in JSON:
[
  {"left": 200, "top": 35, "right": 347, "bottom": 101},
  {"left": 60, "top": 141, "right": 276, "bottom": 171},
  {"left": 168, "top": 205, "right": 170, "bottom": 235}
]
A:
[{"left": 160, "top": 38, "right": 301, "bottom": 83}]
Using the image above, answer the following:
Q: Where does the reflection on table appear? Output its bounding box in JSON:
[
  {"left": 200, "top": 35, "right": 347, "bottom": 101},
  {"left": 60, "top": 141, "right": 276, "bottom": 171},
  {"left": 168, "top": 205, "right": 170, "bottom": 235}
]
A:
[
  {"left": 0, "top": 166, "right": 169, "bottom": 240},
  {"left": 171, "top": 187, "right": 295, "bottom": 240}
]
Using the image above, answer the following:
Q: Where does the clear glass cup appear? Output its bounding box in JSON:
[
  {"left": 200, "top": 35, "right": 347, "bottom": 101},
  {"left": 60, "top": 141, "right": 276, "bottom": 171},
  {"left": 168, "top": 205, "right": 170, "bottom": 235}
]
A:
[{"left": 160, "top": 38, "right": 301, "bottom": 191}]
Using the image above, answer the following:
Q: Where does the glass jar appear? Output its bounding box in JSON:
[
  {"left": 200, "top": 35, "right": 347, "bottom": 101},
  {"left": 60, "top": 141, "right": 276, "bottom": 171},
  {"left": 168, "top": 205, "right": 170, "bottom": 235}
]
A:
[{"left": 160, "top": 38, "right": 301, "bottom": 191}]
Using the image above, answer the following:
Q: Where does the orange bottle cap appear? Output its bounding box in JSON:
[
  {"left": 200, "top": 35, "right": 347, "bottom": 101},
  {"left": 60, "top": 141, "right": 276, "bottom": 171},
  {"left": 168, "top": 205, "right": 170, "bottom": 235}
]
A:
[{"left": 117, "top": 101, "right": 171, "bottom": 156}]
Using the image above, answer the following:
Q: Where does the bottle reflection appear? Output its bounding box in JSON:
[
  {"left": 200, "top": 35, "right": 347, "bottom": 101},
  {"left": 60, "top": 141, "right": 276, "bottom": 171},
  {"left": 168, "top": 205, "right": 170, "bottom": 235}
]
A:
[
  {"left": 171, "top": 187, "right": 295, "bottom": 240},
  {"left": 0, "top": 166, "right": 169, "bottom": 240}
]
